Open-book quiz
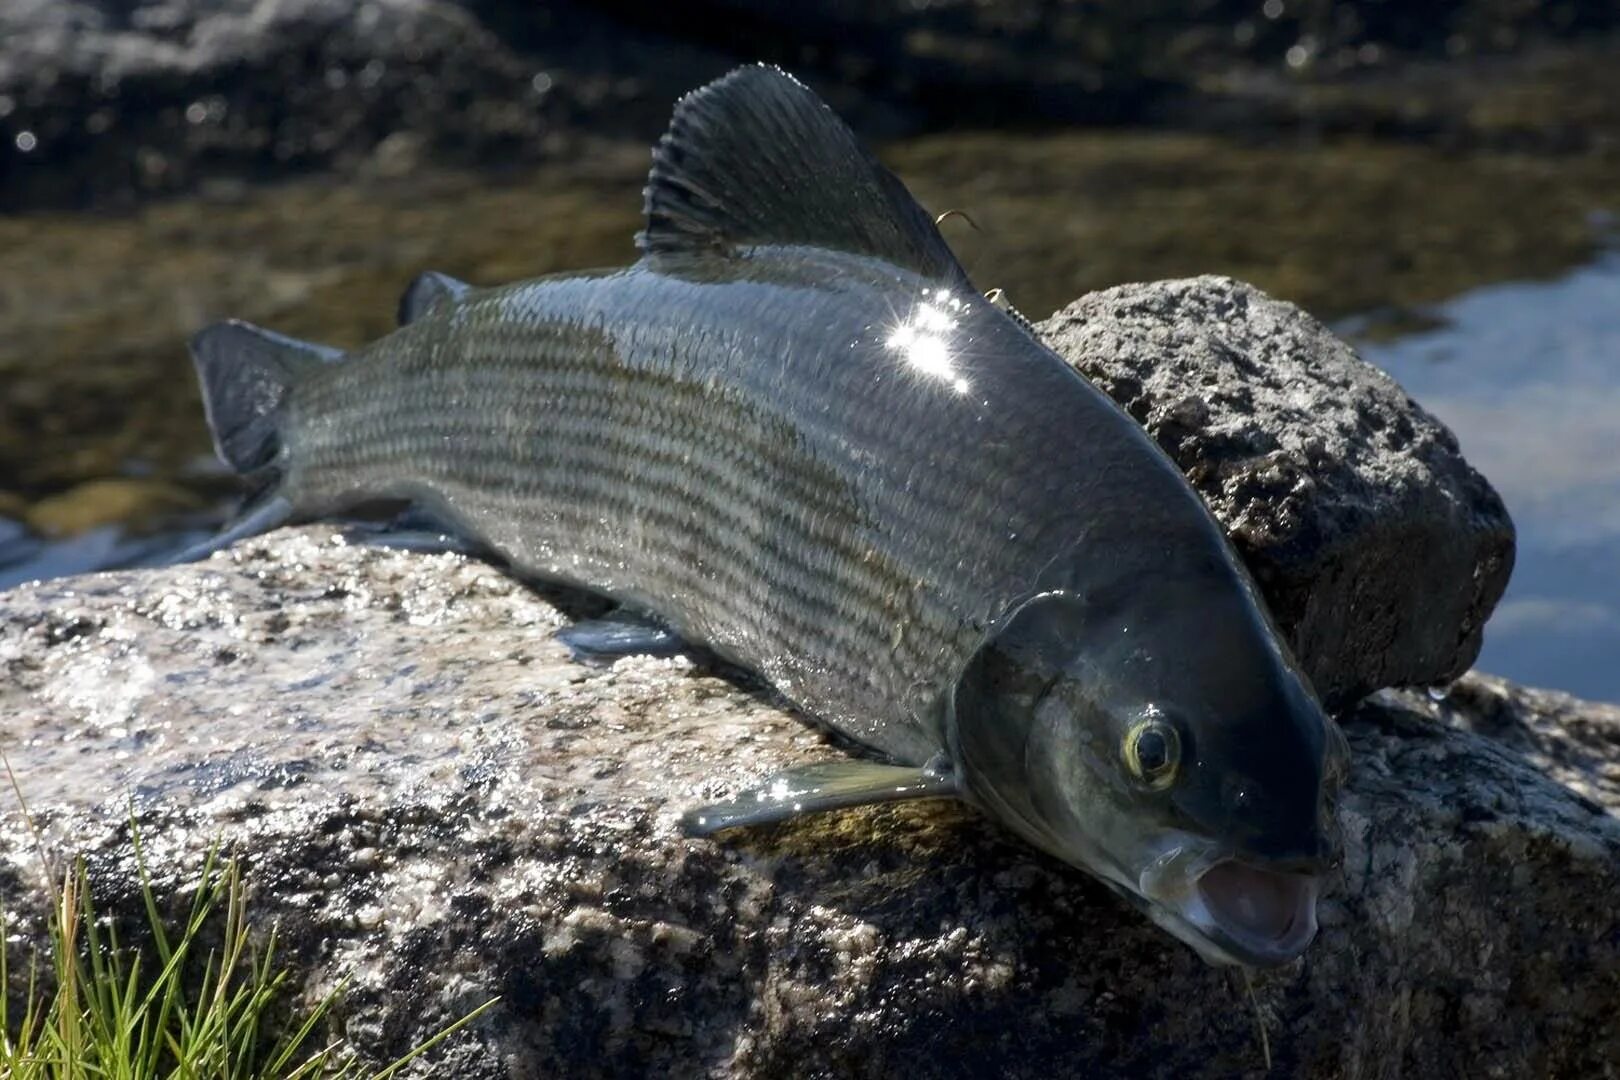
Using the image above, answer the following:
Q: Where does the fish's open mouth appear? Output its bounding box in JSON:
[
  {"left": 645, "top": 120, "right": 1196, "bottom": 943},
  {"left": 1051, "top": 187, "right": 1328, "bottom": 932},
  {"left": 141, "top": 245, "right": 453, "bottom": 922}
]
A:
[
  {"left": 1133, "top": 840, "right": 1322, "bottom": 967},
  {"left": 1189, "top": 859, "right": 1320, "bottom": 966}
]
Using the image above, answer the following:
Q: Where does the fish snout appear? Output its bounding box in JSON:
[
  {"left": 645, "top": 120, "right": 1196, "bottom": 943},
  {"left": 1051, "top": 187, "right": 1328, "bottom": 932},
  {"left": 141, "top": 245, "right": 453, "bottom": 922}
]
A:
[{"left": 1213, "top": 766, "right": 1338, "bottom": 870}]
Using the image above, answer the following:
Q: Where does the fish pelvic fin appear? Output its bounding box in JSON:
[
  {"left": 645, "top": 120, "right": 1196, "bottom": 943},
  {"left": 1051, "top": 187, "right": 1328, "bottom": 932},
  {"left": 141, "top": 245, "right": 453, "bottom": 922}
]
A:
[
  {"left": 397, "top": 270, "right": 471, "bottom": 325},
  {"left": 639, "top": 64, "right": 974, "bottom": 289},
  {"left": 189, "top": 320, "right": 342, "bottom": 477},
  {"left": 557, "top": 609, "right": 685, "bottom": 665},
  {"left": 680, "top": 756, "right": 960, "bottom": 836}
]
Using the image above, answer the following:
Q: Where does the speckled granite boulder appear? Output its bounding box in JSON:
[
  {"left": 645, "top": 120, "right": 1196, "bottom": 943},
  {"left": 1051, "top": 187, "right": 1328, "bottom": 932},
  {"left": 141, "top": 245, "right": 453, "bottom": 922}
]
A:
[
  {"left": 1037, "top": 277, "right": 1515, "bottom": 709},
  {"left": 2, "top": 528, "right": 1614, "bottom": 1078}
]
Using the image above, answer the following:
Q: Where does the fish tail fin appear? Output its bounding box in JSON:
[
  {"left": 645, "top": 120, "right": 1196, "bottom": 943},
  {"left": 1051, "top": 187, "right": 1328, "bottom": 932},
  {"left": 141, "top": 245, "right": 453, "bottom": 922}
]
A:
[
  {"left": 183, "top": 320, "right": 342, "bottom": 561},
  {"left": 189, "top": 319, "right": 341, "bottom": 478}
]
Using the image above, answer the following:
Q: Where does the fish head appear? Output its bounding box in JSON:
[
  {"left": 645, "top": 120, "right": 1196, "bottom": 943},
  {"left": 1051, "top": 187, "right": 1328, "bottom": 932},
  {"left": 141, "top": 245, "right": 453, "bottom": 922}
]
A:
[{"left": 950, "top": 586, "right": 1348, "bottom": 968}]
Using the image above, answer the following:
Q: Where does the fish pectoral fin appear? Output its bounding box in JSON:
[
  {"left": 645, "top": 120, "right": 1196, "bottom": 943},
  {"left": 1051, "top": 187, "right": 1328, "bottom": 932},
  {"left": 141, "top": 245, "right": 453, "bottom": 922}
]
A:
[
  {"left": 397, "top": 271, "right": 471, "bottom": 325},
  {"left": 638, "top": 65, "right": 973, "bottom": 289},
  {"left": 557, "top": 609, "right": 685, "bottom": 664},
  {"left": 679, "top": 757, "right": 960, "bottom": 836}
]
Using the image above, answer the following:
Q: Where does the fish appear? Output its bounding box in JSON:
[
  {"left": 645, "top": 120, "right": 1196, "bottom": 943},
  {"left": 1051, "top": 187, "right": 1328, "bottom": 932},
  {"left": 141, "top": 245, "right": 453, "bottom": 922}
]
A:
[{"left": 187, "top": 65, "right": 1347, "bottom": 968}]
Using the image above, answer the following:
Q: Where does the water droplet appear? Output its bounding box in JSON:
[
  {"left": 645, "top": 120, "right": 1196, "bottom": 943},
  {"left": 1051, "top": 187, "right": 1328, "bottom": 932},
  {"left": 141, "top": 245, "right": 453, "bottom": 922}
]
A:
[
  {"left": 1262, "top": 0, "right": 1284, "bottom": 18},
  {"left": 1426, "top": 682, "right": 1453, "bottom": 703},
  {"left": 14, "top": 130, "right": 37, "bottom": 153}
]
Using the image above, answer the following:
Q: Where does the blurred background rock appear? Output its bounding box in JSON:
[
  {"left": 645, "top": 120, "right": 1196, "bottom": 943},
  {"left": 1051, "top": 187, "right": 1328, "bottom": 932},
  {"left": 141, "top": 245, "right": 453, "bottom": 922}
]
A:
[
  {"left": 6, "top": 0, "right": 1620, "bottom": 207},
  {"left": 1, "top": 0, "right": 1617, "bottom": 697}
]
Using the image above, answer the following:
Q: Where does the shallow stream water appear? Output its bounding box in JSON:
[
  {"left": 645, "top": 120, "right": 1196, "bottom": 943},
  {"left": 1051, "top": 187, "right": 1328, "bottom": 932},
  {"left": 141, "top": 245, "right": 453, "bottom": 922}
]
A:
[{"left": 1355, "top": 254, "right": 1620, "bottom": 702}]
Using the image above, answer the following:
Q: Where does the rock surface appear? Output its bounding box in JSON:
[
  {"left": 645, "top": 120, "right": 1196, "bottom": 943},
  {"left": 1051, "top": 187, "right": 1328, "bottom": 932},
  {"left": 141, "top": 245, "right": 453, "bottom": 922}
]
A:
[
  {"left": 2, "top": 528, "right": 1616, "bottom": 1078},
  {"left": 1037, "top": 277, "right": 1515, "bottom": 709}
]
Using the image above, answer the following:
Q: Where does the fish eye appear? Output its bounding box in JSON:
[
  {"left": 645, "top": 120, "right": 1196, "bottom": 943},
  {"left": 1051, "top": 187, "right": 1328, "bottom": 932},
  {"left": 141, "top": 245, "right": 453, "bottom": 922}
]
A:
[{"left": 1122, "top": 717, "right": 1181, "bottom": 790}]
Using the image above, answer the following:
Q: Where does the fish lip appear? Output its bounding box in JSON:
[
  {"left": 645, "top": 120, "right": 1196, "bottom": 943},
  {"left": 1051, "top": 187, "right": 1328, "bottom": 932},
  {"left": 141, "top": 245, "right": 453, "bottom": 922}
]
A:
[{"left": 1135, "top": 839, "right": 1322, "bottom": 967}]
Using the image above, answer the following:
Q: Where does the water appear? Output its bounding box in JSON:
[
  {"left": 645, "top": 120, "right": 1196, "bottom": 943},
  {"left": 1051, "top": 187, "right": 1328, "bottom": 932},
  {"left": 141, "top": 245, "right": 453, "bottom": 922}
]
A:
[
  {"left": 1356, "top": 254, "right": 1620, "bottom": 703},
  {"left": 0, "top": 520, "right": 212, "bottom": 588}
]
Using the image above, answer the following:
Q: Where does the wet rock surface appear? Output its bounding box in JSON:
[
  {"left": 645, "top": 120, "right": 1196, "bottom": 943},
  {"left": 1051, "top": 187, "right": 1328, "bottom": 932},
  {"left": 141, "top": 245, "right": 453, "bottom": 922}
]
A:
[
  {"left": 1037, "top": 277, "right": 1515, "bottom": 709},
  {"left": 2, "top": 528, "right": 1616, "bottom": 1078}
]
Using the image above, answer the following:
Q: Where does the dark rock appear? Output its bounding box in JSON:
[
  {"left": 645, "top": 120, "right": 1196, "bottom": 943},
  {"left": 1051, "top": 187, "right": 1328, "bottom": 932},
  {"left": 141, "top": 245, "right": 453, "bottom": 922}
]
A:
[
  {"left": 1036, "top": 276, "right": 1515, "bottom": 709},
  {"left": 0, "top": 0, "right": 741, "bottom": 210},
  {"left": 2, "top": 527, "right": 1614, "bottom": 1078}
]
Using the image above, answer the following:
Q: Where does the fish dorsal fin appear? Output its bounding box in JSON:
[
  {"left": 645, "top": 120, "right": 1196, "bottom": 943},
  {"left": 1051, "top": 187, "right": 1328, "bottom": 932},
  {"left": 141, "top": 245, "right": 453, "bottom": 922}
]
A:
[{"left": 639, "top": 65, "right": 971, "bottom": 287}]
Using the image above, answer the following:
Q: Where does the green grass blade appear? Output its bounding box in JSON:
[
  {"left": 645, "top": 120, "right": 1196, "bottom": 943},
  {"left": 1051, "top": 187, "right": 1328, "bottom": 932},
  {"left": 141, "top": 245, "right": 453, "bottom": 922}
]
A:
[
  {"left": 261, "top": 972, "right": 349, "bottom": 1076},
  {"left": 367, "top": 996, "right": 502, "bottom": 1080}
]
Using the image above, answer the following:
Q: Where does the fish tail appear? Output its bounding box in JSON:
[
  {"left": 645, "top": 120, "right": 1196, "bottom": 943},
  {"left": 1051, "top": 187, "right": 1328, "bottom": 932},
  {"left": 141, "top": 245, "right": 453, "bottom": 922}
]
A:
[
  {"left": 183, "top": 320, "right": 342, "bottom": 560},
  {"left": 191, "top": 319, "right": 340, "bottom": 478}
]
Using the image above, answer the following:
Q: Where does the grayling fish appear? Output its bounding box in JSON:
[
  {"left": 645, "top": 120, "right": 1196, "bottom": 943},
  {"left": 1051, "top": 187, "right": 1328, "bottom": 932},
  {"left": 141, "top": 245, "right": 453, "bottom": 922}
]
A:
[{"left": 188, "top": 66, "right": 1346, "bottom": 967}]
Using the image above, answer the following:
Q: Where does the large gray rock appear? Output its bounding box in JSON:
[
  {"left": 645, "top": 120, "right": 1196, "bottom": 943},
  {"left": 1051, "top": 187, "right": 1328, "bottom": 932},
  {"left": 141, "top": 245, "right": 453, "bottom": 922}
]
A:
[
  {"left": 1037, "top": 277, "right": 1515, "bottom": 709},
  {"left": 2, "top": 528, "right": 1615, "bottom": 1078}
]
